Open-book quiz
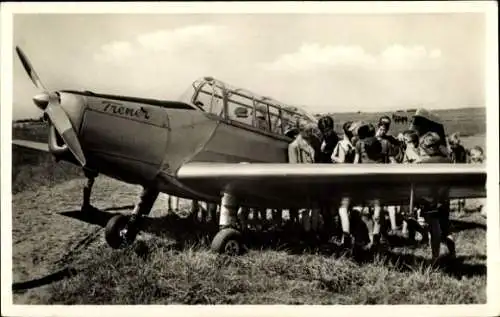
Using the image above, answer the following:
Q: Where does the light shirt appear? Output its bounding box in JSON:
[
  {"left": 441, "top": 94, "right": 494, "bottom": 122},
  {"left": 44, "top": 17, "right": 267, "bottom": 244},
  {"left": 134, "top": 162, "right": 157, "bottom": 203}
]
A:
[
  {"left": 403, "top": 144, "right": 421, "bottom": 163},
  {"left": 288, "top": 134, "right": 315, "bottom": 163},
  {"left": 331, "top": 138, "right": 354, "bottom": 163}
]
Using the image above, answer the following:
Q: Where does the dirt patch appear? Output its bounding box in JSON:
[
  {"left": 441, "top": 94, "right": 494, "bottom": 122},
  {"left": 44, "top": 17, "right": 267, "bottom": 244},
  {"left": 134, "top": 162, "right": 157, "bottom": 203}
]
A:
[{"left": 11, "top": 174, "right": 199, "bottom": 302}]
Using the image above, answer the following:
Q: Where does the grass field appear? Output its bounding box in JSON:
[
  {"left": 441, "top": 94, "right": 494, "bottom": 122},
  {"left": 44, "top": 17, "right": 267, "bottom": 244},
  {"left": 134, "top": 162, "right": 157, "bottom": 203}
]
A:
[
  {"left": 10, "top": 108, "right": 488, "bottom": 305},
  {"left": 11, "top": 122, "right": 83, "bottom": 194}
]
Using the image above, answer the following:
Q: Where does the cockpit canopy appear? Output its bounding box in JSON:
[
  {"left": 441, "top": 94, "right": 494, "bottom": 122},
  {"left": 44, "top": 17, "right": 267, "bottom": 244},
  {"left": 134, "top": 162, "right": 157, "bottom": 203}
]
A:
[{"left": 185, "top": 76, "right": 317, "bottom": 137}]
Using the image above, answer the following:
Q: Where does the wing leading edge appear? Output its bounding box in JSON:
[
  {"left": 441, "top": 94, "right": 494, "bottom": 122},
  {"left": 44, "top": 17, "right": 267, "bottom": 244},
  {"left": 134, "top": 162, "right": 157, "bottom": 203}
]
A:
[{"left": 176, "top": 163, "right": 487, "bottom": 208}]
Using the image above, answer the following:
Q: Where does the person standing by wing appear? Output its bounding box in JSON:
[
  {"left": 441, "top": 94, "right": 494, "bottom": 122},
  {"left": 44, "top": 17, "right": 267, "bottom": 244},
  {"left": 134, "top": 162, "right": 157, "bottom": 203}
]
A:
[
  {"left": 399, "top": 130, "right": 429, "bottom": 245},
  {"left": 468, "top": 146, "right": 486, "bottom": 218},
  {"left": 376, "top": 116, "right": 402, "bottom": 163},
  {"left": 353, "top": 121, "right": 377, "bottom": 163},
  {"left": 354, "top": 135, "right": 386, "bottom": 250},
  {"left": 375, "top": 116, "right": 402, "bottom": 237},
  {"left": 288, "top": 122, "right": 320, "bottom": 236},
  {"left": 287, "top": 122, "right": 315, "bottom": 230},
  {"left": 468, "top": 146, "right": 485, "bottom": 163},
  {"left": 288, "top": 122, "right": 317, "bottom": 164},
  {"left": 447, "top": 133, "right": 468, "bottom": 213},
  {"left": 331, "top": 121, "right": 356, "bottom": 164},
  {"left": 402, "top": 130, "right": 421, "bottom": 163},
  {"left": 448, "top": 133, "right": 468, "bottom": 164},
  {"left": 315, "top": 115, "right": 340, "bottom": 239},
  {"left": 331, "top": 121, "right": 357, "bottom": 249},
  {"left": 416, "top": 132, "right": 456, "bottom": 264},
  {"left": 317, "top": 115, "right": 339, "bottom": 163}
]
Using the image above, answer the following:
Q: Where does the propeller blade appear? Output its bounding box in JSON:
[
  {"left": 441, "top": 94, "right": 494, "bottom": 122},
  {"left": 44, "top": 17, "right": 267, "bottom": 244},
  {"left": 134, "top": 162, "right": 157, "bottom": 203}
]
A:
[
  {"left": 16, "top": 45, "right": 86, "bottom": 167},
  {"left": 15, "top": 46, "right": 47, "bottom": 92},
  {"left": 45, "top": 97, "right": 87, "bottom": 167}
]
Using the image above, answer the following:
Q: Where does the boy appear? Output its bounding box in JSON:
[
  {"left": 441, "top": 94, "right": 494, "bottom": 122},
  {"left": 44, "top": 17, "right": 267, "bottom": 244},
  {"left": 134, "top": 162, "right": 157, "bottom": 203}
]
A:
[
  {"left": 288, "top": 123, "right": 320, "bottom": 233},
  {"left": 331, "top": 121, "right": 357, "bottom": 248},
  {"left": 317, "top": 115, "right": 339, "bottom": 163},
  {"left": 354, "top": 136, "right": 386, "bottom": 249},
  {"left": 417, "top": 132, "right": 456, "bottom": 264},
  {"left": 448, "top": 133, "right": 468, "bottom": 163}
]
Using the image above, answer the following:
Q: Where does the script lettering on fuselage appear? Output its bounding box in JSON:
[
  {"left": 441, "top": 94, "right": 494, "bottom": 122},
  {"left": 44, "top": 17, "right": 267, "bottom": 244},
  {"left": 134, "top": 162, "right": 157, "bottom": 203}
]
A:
[{"left": 102, "top": 100, "right": 151, "bottom": 120}]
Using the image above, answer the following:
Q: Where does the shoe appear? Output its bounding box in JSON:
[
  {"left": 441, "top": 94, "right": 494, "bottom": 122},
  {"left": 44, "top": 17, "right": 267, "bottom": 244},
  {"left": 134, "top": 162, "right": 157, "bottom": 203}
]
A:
[
  {"left": 446, "top": 238, "right": 456, "bottom": 259},
  {"left": 387, "top": 228, "right": 400, "bottom": 237},
  {"left": 420, "top": 233, "right": 430, "bottom": 246},
  {"left": 341, "top": 233, "right": 354, "bottom": 249},
  {"left": 361, "top": 241, "right": 372, "bottom": 251},
  {"left": 401, "top": 229, "right": 410, "bottom": 239}
]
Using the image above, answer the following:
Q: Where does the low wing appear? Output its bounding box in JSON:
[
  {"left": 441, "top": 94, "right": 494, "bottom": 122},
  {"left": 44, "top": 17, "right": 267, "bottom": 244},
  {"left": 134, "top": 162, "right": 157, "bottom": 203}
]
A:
[
  {"left": 12, "top": 139, "right": 49, "bottom": 152},
  {"left": 176, "top": 163, "right": 487, "bottom": 208}
]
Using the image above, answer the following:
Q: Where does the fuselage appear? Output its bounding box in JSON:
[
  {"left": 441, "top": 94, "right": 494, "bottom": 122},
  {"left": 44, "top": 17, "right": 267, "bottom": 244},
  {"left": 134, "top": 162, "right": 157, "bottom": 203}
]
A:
[{"left": 49, "top": 77, "right": 311, "bottom": 204}]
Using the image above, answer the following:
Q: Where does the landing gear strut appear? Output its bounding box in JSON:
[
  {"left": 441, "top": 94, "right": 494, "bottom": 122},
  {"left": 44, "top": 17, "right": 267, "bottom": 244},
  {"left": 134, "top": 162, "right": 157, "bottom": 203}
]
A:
[
  {"left": 82, "top": 168, "right": 98, "bottom": 211},
  {"left": 104, "top": 187, "right": 159, "bottom": 249},
  {"left": 210, "top": 192, "right": 246, "bottom": 255}
]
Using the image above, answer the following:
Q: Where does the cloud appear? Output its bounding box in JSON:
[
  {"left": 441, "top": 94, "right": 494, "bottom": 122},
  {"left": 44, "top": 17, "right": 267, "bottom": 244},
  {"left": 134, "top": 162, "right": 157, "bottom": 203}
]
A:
[
  {"left": 85, "top": 24, "right": 243, "bottom": 101},
  {"left": 260, "top": 43, "right": 443, "bottom": 72},
  {"left": 260, "top": 44, "right": 376, "bottom": 72},
  {"left": 137, "top": 25, "right": 229, "bottom": 52},
  {"left": 93, "top": 24, "right": 232, "bottom": 62},
  {"left": 93, "top": 41, "right": 134, "bottom": 62},
  {"left": 429, "top": 49, "right": 442, "bottom": 59},
  {"left": 380, "top": 45, "right": 442, "bottom": 70}
]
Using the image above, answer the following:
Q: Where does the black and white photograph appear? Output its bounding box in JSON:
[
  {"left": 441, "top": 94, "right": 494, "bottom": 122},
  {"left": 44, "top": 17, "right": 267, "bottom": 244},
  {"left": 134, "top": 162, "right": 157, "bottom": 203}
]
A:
[{"left": 1, "top": 2, "right": 498, "bottom": 316}]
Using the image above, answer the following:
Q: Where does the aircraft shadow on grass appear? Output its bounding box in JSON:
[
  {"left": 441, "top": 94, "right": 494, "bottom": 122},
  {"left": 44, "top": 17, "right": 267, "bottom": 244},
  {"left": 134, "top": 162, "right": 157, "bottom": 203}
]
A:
[
  {"left": 56, "top": 205, "right": 486, "bottom": 278},
  {"left": 12, "top": 206, "right": 486, "bottom": 293},
  {"left": 58, "top": 205, "right": 486, "bottom": 238}
]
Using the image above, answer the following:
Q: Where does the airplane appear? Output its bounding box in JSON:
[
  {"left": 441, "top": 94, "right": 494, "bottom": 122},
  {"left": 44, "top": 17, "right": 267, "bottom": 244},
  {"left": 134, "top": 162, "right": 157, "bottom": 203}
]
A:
[{"left": 11, "top": 46, "right": 487, "bottom": 255}]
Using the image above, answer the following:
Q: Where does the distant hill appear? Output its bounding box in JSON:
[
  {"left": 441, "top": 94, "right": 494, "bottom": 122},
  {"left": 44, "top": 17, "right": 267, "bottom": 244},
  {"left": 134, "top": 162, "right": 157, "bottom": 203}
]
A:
[
  {"left": 325, "top": 107, "right": 485, "bottom": 137},
  {"left": 13, "top": 117, "right": 44, "bottom": 123}
]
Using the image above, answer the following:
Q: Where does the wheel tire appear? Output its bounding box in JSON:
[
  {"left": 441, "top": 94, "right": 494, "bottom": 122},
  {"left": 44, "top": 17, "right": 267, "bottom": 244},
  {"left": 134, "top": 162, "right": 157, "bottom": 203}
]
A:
[
  {"left": 105, "top": 214, "right": 135, "bottom": 249},
  {"left": 211, "top": 228, "right": 245, "bottom": 255}
]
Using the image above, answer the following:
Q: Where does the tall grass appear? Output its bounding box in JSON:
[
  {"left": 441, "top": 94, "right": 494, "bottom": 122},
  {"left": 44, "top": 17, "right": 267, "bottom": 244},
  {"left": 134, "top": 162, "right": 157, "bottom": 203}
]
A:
[
  {"left": 12, "top": 122, "right": 83, "bottom": 193},
  {"left": 45, "top": 232, "right": 486, "bottom": 305},
  {"left": 12, "top": 147, "right": 83, "bottom": 194}
]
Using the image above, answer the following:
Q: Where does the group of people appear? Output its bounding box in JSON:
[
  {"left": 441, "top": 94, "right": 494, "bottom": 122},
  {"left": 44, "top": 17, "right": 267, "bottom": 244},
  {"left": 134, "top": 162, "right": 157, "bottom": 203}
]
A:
[
  {"left": 286, "top": 111, "right": 485, "bottom": 263},
  {"left": 155, "top": 110, "right": 484, "bottom": 265}
]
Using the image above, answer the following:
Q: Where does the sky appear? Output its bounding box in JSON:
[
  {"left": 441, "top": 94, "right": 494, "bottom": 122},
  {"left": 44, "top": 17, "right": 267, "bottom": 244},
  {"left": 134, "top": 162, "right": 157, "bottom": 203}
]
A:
[{"left": 12, "top": 12, "right": 486, "bottom": 119}]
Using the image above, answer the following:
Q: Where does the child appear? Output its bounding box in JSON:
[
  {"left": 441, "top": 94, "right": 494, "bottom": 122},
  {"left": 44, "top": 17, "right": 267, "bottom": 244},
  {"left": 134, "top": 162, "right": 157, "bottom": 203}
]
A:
[
  {"left": 468, "top": 146, "right": 485, "bottom": 163},
  {"left": 354, "top": 136, "right": 386, "bottom": 249},
  {"left": 448, "top": 133, "right": 468, "bottom": 163},
  {"left": 402, "top": 130, "right": 421, "bottom": 163},
  {"left": 331, "top": 121, "right": 356, "bottom": 164},
  {"left": 468, "top": 146, "right": 486, "bottom": 217},
  {"left": 417, "top": 132, "right": 456, "bottom": 264},
  {"left": 331, "top": 121, "right": 356, "bottom": 248}
]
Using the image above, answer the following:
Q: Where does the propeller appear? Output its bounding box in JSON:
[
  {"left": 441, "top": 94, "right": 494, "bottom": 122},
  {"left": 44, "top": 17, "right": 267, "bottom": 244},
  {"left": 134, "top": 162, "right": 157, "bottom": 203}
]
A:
[{"left": 15, "top": 46, "right": 87, "bottom": 167}]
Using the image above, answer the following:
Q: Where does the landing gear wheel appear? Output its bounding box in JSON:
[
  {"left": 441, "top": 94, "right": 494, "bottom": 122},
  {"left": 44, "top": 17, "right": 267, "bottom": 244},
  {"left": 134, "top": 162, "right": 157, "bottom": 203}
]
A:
[
  {"left": 211, "top": 228, "right": 245, "bottom": 255},
  {"left": 105, "top": 214, "right": 137, "bottom": 249}
]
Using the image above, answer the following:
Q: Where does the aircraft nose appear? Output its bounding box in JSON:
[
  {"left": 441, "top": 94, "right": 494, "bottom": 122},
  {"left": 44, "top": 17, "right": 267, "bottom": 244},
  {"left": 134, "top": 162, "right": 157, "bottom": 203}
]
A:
[
  {"left": 46, "top": 92, "right": 87, "bottom": 165},
  {"left": 55, "top": 92, "right": 87, "bottom": 135},
  {"left": 33, "top": 93, "right": 49, "bottom": 110}
]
